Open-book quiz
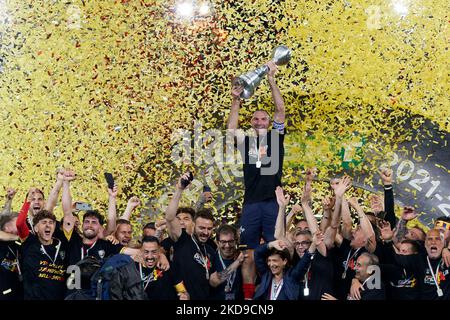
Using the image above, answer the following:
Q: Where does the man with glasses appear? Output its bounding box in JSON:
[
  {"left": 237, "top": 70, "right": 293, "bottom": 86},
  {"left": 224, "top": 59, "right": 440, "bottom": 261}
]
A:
[
  {"left": 209, "top": 225, "right": 246, "bottom": 300},
  {"left": 293, "top": 230, "right": 334, "bottom": 300}
]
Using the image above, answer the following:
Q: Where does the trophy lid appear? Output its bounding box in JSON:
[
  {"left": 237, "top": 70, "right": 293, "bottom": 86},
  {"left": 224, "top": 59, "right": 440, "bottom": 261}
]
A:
[{"left": 272, "top": 45, "right": 292, "bottom": 66}]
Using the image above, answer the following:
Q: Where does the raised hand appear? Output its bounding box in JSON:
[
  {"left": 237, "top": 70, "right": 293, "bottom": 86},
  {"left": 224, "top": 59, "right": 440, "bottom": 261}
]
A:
[
  {"left": 27, "top": 187, "right": 39, "bottom": 201},
  {"left": 401, "top": 206, "right": 418, "bottom": 221},
  {"left": 127, "top": 196, "right": 141, "bottom": 209},
  {"left": 266, "top": 61, "right": 278, "bottom": 78},
  {"left": 291, "top": 204, "right": 302, "bottom": 215},
  {"left": 312, "top": 230, "right": 325, "bottom": 247},
  {"left": 379, "top": 167, "right": 393, "bottom": 185},
  {"left": 231, "top": 83, "right": 243, "bottom": 99},
  {"left": 305, "top": 167, "right": 317, "bottom": 183},
  {"left": 275, "top": 186, "right": 290, "bottom": 208},
  {"left": 301, "top": 182, "right": 312, "bottom": 204},
  {"left": 322, "top": 196, "right": 334, "bottom": 211},
  {"left": 334, "top": 176, "right": 352, "bottom": 198},
  {"left": 176, "top": 172, "right": 192, "bottom": 190},
  {"left": 347, "top": 197, "right": 361, "bottom": 209},
  {"left": 63, "top": 170, "right": 76, "bottom": 182},
  {"left": 56, "top": 169, "right": 65, "bottom": 182},
  {"left": 377, "top": 220, "right": 394, "bottom": 241},
  {"left": 108, "top": 184, "right": 118, "bottom": 198},
  {"left": 6, "top": 188, "right": 16, "bottom": 200}
]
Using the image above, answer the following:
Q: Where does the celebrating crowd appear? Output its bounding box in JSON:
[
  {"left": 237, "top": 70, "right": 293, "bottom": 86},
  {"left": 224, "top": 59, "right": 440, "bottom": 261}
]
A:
[{"left": 1, "top": 61, "right": 449, "bottom": 301}]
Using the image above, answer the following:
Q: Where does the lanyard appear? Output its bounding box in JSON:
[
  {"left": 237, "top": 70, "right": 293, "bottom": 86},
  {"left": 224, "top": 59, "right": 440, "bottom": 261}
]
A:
[
  {"left": 7, "top": 246, "right": 22, "bottom": 276},
  {"left": 191, "top": 235, "right": 210, "bottom": 280},
  {"left": 270, "top": 278, "right": 283, "bottom": 300},
  {"left": 80, "top": 241, "right": 97, "bottom": 260},
  {"left": 27, "top": 215, "right": 35, "bottom": 235},
  {"left": 218, "top": 251, "right": 237, "bottom": 292},
  {"left": 254, "top": 135, "right": 266, "bottom": 168},
  {"left": 427, "top": 257, "right": 443, "bottom": 296},
  {"left": 139, "top": 264, "right": 158, "bottom": 290},
  {"left": 303, "top": 254, "right": 314, "bottom": 293},
  {"left": 40, "top": 239, "right": 61, "bottom": 264},
  {"left": 342, "top": 248, "right": 361, "bottom": 279}
]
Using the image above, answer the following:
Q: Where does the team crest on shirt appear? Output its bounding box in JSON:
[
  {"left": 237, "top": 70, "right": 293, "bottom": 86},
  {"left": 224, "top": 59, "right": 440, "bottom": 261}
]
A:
[
  {"left": 193, "top": 253, "right": 211, "bottom": 270},
  {"left": 424, "top": 261, "right": 448, "bottom": 285},
  {"left": 248, "top": 145, "right": 268, "bottom": 158},
  {"left": 343, "top": 258, "right": 356, "bottom": 271},
  {"left": 1, "top": 258, "right": 18, "bottom": 272},
  {"left": 59, "top": 250, "right": 65, "bottom": 260},
  {"left": 98, "top": 250, "right": 105, "bottom": 259}
]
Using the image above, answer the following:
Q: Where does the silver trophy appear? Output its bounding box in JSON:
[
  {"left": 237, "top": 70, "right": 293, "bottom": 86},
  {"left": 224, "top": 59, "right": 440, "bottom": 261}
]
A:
[{"left": 233, "top": 45, "right": 292, "bottom": 99}]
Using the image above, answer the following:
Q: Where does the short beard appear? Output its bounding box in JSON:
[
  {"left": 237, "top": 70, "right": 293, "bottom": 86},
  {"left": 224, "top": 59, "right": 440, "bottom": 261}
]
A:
[{"left": 83, "top": 231, "right": 97, "bottom": 240}]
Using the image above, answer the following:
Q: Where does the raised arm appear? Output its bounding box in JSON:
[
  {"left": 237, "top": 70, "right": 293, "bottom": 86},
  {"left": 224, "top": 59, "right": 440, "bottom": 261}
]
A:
[
  {"left": 44, "top": 170, "right": 64, "bottom": 213},
  {"left": 380, "top": 168, "right": 396, "bottom": 227},
  {"left": 165, "top": 173, "right": 190, "bottom": 242},
  {"left": 274, "top": 186, "right": 290, "bottom": 239},
  {"left": 320, "top": 196, "right": 333, "bottom": 233},
  {"left": 348, "top": 197, "right": 376, "bottom": 253},
  {"left": 266, "top": 61, "right": 285, "bottom": 124},
  {"left": 285, "top": 204, "right": 301, "bottom": 230},
  {"left": 393, "top": 206, "right": 418, "bottom": 244},
  {"left": 120, "top": 196, "right": 141, "bottom": 221},
  {"left": 300, "top": 168, "right": 320, "bottom": 234},
  {"left": 340, "top": 198, "right": 353, "bottom": 241},
  {"left": 324, "top": 176, "right": 351, "bottom": 249},
  {"left": 227, "top": 83, "right": 245, "bottom": 145},
  {"left": 106, "top": 184, "right": 118, "bottom": 236},
  {"left": 1, "top": 188, "right": 16, "bottom": 216},
  {"left": 62, "top": 170, "right": 76, "bottom": 233}
]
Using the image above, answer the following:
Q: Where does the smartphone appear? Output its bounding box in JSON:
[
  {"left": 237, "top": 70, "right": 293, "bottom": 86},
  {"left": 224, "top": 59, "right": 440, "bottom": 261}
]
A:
[
  {"left": 203, "top": 185, "right": 211, "bottom": 193},
  {"left": 104, "top": 172, "right": 115, "bottom": 189},
  {"left": 180, "top": 171, "right": 194, "bottom": 188},
  {"left": 75, "top": 202, "right": 92, "bottom": 211}
]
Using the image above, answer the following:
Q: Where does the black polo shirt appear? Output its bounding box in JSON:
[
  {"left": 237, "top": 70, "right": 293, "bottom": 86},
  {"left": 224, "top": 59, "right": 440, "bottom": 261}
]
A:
[
  {"left": 171, "top": 230, "right": 215, "bottom": 300},
  {"left": 395, "top": 252, "right": 450, "bottom": 300},
  {"left": 239, "top": 129, "right": 284, "bottom": 204},
  {"left": 136, "top": 262, "right": 179, "bottom": 300},
  {"left": 331, "top": 239, "right": 367, "bottom": 300},
  {"left": 66, "top": 231, "right": 123, "bottom": 266},
  {"left": 298, "top": 251, "right": 334, "bottom": 300},
  {"left": 21, "top": 234, "right": 68, "bottom": 300}
]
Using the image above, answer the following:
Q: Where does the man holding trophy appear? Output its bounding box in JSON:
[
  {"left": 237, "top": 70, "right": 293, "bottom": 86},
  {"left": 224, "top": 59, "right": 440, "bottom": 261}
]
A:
[{"left": 227, "top": 46, "right": 291, "bottom": 300}]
